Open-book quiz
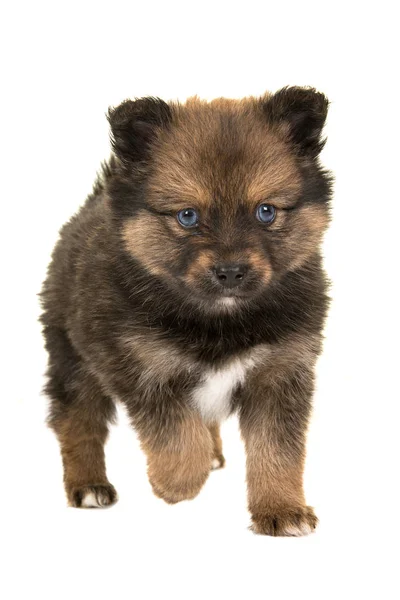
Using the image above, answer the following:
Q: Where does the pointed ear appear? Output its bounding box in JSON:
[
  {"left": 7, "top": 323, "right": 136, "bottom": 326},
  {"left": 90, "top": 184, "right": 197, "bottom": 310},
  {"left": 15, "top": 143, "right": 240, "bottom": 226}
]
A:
[
  {"left": 263, "top": 86, "right": 329, "bottom": 157},
  {"left": 107, "top": 97, "right": 172, "bottom": 163}
]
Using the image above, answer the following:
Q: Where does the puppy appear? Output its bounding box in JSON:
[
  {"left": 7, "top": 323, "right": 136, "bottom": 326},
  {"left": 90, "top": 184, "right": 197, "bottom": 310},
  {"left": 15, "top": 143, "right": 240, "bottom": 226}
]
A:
[{"left": 40, "top": 87, "right": 332, "bottom": 536}]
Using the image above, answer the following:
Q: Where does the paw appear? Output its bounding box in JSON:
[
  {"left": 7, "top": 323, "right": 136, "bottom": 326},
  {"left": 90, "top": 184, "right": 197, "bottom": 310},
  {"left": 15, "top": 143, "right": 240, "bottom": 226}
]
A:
[
  {"left": 69, "top": 484, "right": 118, "bottom": 508},
  {"left": 149, "top": 465, "right": 210, "bottom": 504},
  {"left": 211, "top": 454, "right": 226, "bottom": 470},
  {"left": 150, "top": 477, "right": 206, "bottom": 504},
  {"left": 250, "top": 506, "right": 318, "bottom": 537}
]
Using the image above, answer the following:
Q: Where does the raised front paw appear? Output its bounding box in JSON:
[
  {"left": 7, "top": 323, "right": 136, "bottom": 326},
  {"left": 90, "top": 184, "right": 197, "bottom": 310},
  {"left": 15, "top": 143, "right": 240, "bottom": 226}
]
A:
[
  {"left": 150, "top": 472, "right": 209, "bottom": 504},
  {"left": 250, "top": 506, "right": 318, "bottom": 537},
  {"left": 69, "top": 483, "right": 118, "bottom": 508},
  {"left": 147, "top": 439, "right": 212, "bottom": 504}
]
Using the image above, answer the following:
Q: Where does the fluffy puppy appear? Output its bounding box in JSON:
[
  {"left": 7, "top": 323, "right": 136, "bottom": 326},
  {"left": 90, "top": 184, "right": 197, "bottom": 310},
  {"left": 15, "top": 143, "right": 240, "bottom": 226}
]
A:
[{"left": 40, "top": 86, "right": 332, "bottom": 536}]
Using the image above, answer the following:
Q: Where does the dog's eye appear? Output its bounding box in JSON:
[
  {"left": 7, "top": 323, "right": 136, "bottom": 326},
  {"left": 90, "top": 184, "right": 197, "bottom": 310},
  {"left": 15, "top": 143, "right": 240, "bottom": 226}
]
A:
[
  {"left": 256, "top": 204, "right": 276, "bottom": 224},
  {"left": 177, "top": 208, "right": 199, "bottom": 228}
]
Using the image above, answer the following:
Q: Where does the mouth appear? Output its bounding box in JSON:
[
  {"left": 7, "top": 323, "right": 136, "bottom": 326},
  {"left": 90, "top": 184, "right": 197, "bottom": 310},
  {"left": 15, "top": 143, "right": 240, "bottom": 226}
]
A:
[
  {"left": 219, "top": 288, "right": 253, "bottom": 299},
  {"left": 216, "top": 296, "right": 238, "bottom": 308},
  {"left": 176, "top": 274, "right": 261, "bottom": 307}
]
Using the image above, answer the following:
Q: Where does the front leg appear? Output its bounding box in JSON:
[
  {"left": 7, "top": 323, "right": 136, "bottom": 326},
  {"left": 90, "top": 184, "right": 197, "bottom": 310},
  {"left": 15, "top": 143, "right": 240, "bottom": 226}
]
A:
[
  {"left": 126, "top": 395, "right": 214, "bottom": 504},
  {"left": 239, "top": 366, "right": 318, "bottom": 536}
]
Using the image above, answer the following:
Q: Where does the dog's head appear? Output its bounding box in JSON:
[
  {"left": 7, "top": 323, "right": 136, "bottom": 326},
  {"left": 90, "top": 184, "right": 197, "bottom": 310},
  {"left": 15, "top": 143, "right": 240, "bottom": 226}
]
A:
[{"left": 107, "top": 88, "right": 331, "bottom": 311}]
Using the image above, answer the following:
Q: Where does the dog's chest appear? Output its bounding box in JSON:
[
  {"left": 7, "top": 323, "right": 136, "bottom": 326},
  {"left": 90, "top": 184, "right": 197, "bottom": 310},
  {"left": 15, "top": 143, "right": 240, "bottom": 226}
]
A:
[{"left": 191, "top": 355, "right": 259, "bottom": 423}]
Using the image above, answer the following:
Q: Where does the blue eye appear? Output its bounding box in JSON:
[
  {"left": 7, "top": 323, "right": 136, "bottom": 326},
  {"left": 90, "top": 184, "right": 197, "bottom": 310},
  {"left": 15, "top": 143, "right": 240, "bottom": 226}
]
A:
[
  {"left": 256, "top": 204, "right": 276, "bottom": 224},
  {"left": 177, "top": 208, "right": 199, "bottom": 228}
]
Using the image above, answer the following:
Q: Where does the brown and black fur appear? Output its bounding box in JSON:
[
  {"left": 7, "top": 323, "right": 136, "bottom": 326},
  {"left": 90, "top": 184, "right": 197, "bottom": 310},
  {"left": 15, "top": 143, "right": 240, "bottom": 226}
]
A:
[{"left": 40, "top": 86, "right": 332, "bottom": 535}]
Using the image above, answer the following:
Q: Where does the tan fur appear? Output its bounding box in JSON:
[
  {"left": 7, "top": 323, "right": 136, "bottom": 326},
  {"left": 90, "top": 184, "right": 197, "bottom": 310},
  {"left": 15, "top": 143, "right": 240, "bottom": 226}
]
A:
[
  {"left": 251, "top": 506, "right": 318, "bottom": 536},
  {"left": 185, "top": 250, "right": 216, "bottom": 283},
  {"left": 141, "top": 415, "right": 213, "bottom": 504},
  {"left": 119, "top": 332, "right": 195, "bottom": 389},
  {"left": 122, "top": 211, "right": 181, "bottom": 277},
  {"left": 285, "top": 204, "right": 330, "bottom": 272},
  {"left": 49, "top": 373, "right": 117, "bottom": 507},
  {"left": 247, "top": 250, "right": 273, "bottom": 284},
  {"left": 259, "top": 332, "right": 322, "bottom": 385},
  {"left": 208, "top": 423, "right": 225, "bottom": 469},
  {"left": 244, "top": 428, "right": 306, "bottom": 511},
  {"left": 147, "top": 98, "right": 301, "bottom": 213},
  {"left": 239, "top": 332, "right": 321, "bottom": 535},
  {"left": 241, "top": 406, "right": 318, "bottom": 536}
]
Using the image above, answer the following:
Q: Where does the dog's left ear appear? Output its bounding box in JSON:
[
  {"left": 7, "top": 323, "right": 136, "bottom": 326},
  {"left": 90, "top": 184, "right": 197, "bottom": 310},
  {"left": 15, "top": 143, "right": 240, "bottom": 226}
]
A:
[{"left": 263, "top": 86, "right": 329, "bottom": 157}]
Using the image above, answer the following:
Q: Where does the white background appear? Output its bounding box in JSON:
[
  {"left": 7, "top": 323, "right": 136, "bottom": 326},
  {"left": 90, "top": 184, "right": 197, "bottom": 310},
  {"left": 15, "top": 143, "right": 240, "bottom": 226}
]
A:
[{"left": 1, "top": 1, "right": 399, "bottom": 598}]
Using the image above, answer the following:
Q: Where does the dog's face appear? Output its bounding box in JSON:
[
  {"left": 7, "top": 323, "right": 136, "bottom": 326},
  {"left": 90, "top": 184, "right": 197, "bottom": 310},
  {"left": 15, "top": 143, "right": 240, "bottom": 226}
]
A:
[{"left": 108, "top": 88, "right": 331, "bottom": 310}]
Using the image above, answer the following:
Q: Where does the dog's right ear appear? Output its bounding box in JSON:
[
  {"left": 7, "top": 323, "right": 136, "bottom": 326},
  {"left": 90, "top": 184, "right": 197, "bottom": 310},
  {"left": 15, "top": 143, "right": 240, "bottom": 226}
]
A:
[{"left": 107, "top": 97, "right": 172, "bottom": 163}]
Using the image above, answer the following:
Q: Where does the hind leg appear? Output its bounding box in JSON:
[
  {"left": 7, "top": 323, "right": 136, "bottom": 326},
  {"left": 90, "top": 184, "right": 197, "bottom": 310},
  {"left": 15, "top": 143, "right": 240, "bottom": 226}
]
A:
[
  {"left": 208, "top": 423, "right": 225, "bottom": 470},
  {"left": 44, "top": 326, "right": 117, "bottom": 508}
]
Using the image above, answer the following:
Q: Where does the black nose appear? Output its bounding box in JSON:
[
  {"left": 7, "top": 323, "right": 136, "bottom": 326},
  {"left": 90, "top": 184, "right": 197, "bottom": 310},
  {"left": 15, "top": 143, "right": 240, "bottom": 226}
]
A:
[{"left": 214, "top": 264, "right": 248, "bottom": 288}]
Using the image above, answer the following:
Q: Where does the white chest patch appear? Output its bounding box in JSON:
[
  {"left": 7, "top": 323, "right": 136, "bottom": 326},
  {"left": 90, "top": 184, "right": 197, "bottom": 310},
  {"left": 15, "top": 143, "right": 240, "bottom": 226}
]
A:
[{"left": 191, "top": 356, "right": 257, "bottom": 423}]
